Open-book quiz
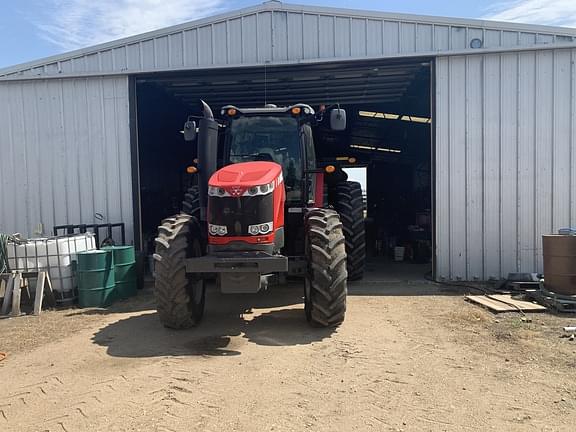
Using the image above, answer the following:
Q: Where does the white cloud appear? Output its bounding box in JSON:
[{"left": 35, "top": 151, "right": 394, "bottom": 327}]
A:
[
  {"left": 485, "top": 0, "right": 576, "bottom": 28},
  {"left": 34, "top": 0, "right": 225, "bottom": 51}
]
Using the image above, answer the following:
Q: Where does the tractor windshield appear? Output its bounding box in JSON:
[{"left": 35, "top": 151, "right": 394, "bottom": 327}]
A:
[{"left": 227, "top": 116, "right": 302, "bottom": 201}]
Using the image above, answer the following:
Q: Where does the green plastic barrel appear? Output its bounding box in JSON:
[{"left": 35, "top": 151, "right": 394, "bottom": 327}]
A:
[
  {"left": 103, "top": 245, "right": 137, "bottom": 299},
  {"left": 77, "top": 249, "right": 116, "bottom": 307}
]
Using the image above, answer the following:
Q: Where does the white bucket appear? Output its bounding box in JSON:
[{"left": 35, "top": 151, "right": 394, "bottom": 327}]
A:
[{"left": 394, "top": 246, "right": 405, "bottom": 262}]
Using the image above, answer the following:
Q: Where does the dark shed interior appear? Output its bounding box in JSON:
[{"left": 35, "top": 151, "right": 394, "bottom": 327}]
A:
[{"left": 135, "top": 58, "right": 433, "bottom": 278}]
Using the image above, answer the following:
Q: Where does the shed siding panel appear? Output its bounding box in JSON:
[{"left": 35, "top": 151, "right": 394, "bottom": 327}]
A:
[
  {"left": 435, "top": 48, "right": 576, "bottom": 280},
  {"left": 113, "top": 46, "right": 128, "bottom": 71},
  {"left": 213, "top": 22, "right": 228, "bottom": 65},
  {"left": 141, "top": 40, "right": 155, "bottom": 70},
  {"left": 258, "top": 12, "right": 273, "bottom": 62},
  {"left": 499, "top": 53, "right": 519, "bottom": 275},
  {"left": 517, "top": 51, "right": 538, "bottom": 272},
  {"left": 318, "top": 15, "right": 335, "bottom": 58},
  {"left": 448, "top": 56, "right": 467, "bottom": 279},
  {"left": 227, "top": 19, "right": 243, "bottom": 64},
  {"left": 534, "top": 50, "right": 555, "bottom": 270},
  {"left": 482, "top": 54, "right": 502, "bottom": 279},
  {"left": 126, "top": 44, "right": 141, "bottom": 70},
  {"left": 335, "top": 17, "right": 351, "bottom": 58},
  {"left": 366, "top": 19, "right": 383, "bottom": 56},
  {"left": 383, "top": 21, "right": 400, "bottom": 55},
  {"left": 227, "top": 19, "right": 242, "bottom": 64},
  {"left": 287, "top": 13, "right": 304, "bottom": 60},
  {"left": 552, "top": 50, "right": 572, "bottom": 231},
  {"left": 242, "top": 15, "right": 258, "bottom": 64},
  {"left": 416, "top": 24, "right": 433, "bottom": 52},
  {"left": 273, "top": 11, "right": 289, "bottom": 61},
  {"left": 351, "top": 19, "right": 367, "bottom": 57},
  {"left": 434, "top": 25, "right": 450, "bottom": 51},
  {"left": 400, "top": 22, "right": 416, "bottom": 53},
  {"left": 464, "top": 56, "right": 484, "bottom": 280},
  {"left": 197, "top": 26, "right": 213, "bottom": 65},
  {"left": 451, "top": 27, "right": 467, "bottom": 50},
  {"left": 302, "top": 14, "right": 319, "bottom": 59},
  {"left": 435, "top": 57, "right": 451, "bottom": 278},
  {"left": 168, "top": 33, "right": 184, "bottom": 68},
  {"left": 0, "top": 77, "right": 133, "bottom": 243},
  {"left": 183, "top": 29, "right": 199, "bottom": 66},
  {"left": 154, "top": 36, "right": 170, "bottom": 69}
]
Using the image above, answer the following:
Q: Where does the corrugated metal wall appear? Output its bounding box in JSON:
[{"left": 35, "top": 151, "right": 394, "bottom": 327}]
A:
[
  {"left": 1, "top": 4, "right": 575, "bottom": 79},
  {"left": 0, "top": 76, "right": 133, "bottom": 242},
  {"left": 435, "top": 47, "right": 576, "bottom": 280}
]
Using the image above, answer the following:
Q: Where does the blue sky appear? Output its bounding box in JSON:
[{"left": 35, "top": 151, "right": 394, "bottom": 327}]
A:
[{"left": 1, "top": 0, "right": 575, "bottom": 69}]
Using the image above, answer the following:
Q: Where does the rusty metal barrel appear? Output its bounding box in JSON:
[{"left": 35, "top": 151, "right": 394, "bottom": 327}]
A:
[{"left": 543, "top": 235, "right": 576, "bottom": 296}]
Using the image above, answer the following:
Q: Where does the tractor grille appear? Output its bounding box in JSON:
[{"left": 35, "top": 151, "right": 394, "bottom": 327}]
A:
[{"left": 208, "top": 194, "right": 273, "bottom": 237}]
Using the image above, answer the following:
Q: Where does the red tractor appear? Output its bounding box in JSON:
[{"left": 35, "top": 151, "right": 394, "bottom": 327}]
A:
[{"left": 154, "top": 102, "right": 365, "bottom": 329}]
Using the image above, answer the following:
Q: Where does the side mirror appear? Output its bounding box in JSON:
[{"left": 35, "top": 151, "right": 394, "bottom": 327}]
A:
[
  {"left": 330, "top": 108, "right": 347, "bottom": 131},
  {"left": 183, "top": 119, "right": 197, "bottom": 142}
]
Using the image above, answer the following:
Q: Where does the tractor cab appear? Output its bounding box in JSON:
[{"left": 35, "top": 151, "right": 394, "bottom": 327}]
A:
[{"left": 220, "top": 104, "right": 346, "bottom": 203}]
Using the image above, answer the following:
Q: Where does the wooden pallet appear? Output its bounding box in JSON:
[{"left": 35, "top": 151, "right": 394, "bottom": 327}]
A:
[{"left": 465, "top": 294, "right": 547, "bottom": 313}]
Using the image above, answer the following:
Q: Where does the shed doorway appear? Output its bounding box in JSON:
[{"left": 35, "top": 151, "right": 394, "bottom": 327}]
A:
[{"left": 133, "top": 58, "right": 434, "bottom": 280}]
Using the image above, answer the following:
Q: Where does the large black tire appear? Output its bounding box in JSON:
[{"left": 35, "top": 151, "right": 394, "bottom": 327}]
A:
[
  {"left": 154, "top": 213, "right": 205, "bottom": 329},
  {"left": 331, "top": 181, "right": 366, "bottom": 280},
  {"left": 182, "top": 186, "right": 200, "bottom": 218},
  {"left": 304, "top": 208, "right": 347, "bottom": 327}
]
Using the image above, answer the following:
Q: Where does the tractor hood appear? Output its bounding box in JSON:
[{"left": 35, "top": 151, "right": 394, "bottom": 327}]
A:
[{"left": 209, "top": 162, "right": 283, "bottom": 193}]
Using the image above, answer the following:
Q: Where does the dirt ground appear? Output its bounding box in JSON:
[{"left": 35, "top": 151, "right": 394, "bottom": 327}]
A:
[{"left": 1, "top": 267, "right": 575, "bottom": 432}]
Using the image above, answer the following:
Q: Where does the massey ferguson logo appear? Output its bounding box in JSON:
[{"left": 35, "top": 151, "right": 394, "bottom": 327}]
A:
[{"left": 230, "top": 186, "right": 242, "bottom": 197}]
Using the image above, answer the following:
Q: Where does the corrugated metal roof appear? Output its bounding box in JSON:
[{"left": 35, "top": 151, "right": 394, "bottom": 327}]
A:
[{"left": 1, "top": 1, "right": 576, "bottom": 80}]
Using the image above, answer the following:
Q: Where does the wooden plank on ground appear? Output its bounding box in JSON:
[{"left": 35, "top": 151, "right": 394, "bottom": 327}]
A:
[
  {"left": 466, "top": 294, "right": 547, "bottom": 313},
  {"left": 490, "top": 294, "right": 547, "bottom": 311}
]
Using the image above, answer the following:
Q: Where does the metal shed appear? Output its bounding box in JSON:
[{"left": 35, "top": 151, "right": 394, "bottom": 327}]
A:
[{"left": 1, "top": 0, "right": 576, "bottom": 280}]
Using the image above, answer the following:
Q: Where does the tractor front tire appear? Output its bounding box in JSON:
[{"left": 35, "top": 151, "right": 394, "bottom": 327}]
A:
[
  {"left": 182, "top": 185, "right": 200, "bottom": 218},
  {"left": 154, "top": 213, "right": 205, "bottom": 329},
  {"left": 304, "top": 208, "right": 347, "bottom": 327},
  {"left": 332, "top": 181, "right": 366, "bottom": 280}
]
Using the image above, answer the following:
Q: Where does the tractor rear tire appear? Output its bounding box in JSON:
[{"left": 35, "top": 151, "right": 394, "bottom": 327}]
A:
[
  {"left": 332, "top": 181, "right": 366, "bottom": 281},
  {"left": 182, "top": 186, "right": 200, "bottom": 218},
  {"left": 154, "top": 213, "right": 205, "bottom": 329},
  {"left": 304, "top": 208, "right": 347, "bottom": 327}
]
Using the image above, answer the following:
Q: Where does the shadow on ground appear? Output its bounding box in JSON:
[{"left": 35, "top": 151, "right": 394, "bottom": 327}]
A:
[
  {"left": 92, "top": 285, "right": 335, "bottom": 358},
  {"left": 90, "top": 261, "right": 475, "bottom": 358}
]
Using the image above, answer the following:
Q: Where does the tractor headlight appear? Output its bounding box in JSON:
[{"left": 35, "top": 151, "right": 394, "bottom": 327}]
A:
[
  {"left": 259, "top": 223, "right": 271, "bottom": 234},
  {"left": 259, "top": 182, "right": 273, "bottom": 194},
  {"left": 243, "top": 181, "right": 275, "bottom": 196},
  {"left": 208, "top": 186, "right": 229, "bottom": 197},
  {"left": 248, "top": 222, "right": 273, "bottom": 235},
  {"left": 209, "top": 224, "right": 228, "bottom": 236}
]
